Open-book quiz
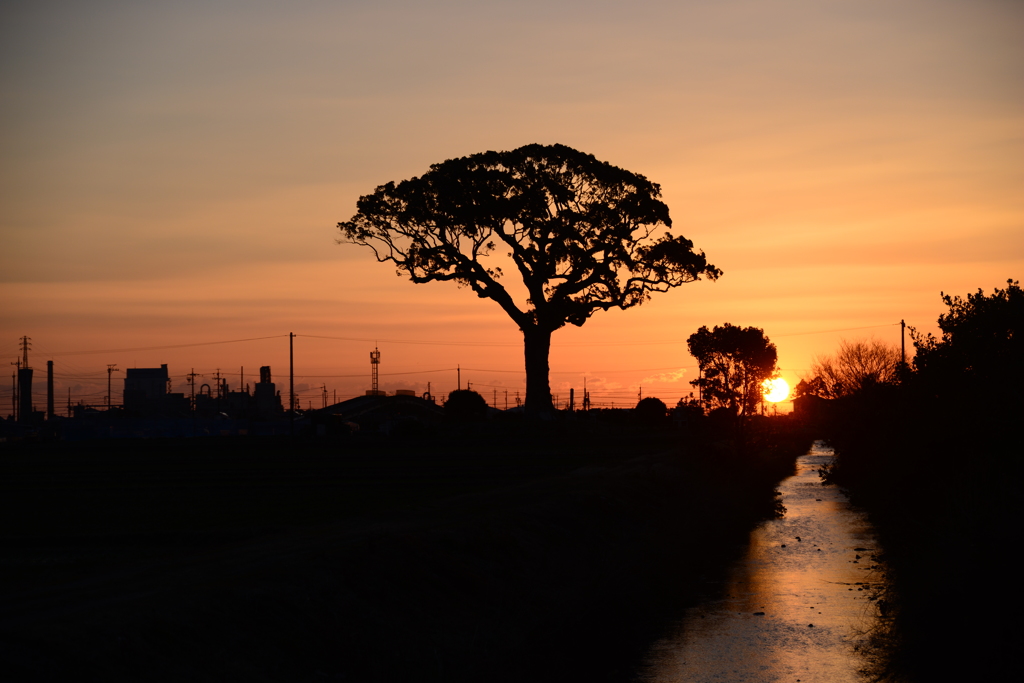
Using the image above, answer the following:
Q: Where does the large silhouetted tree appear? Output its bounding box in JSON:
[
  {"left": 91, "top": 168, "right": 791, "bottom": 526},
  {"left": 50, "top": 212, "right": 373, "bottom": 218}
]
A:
[
  {"left": 339, "top": 144, "right": 720, "bottom": 414},
  {"left": 687, "top": 323, "right": 777, "bottom": 416}
]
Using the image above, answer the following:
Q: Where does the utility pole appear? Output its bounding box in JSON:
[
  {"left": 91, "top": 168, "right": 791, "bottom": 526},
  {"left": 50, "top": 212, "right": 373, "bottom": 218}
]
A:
[
  {"left": 901, "top": 319, "right": 907, "bottom": 374},
  {"left": 457, "top": 365, "right": 461, "bottom": 391},
  {"left": 10, "top": 366, "right": 17, "bottom": 422},
  {"left": 187, "top": 369, "right": 200, "bottom": 411},
  {"left": 17, "top": 337, "right": 32, "bottom": 423},
  {"left": 697, "top": 365, "right": 703, "bottom": 411},
  {"left": 289, "top": 332, "right": 295, "bottom": 435},
  {"left": 106, "top": 364, "right": 120, "bottom": 409}
]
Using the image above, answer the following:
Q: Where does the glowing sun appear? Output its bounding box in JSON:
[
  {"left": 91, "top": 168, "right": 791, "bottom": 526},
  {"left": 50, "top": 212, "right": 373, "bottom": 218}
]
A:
[{"left": 762, "top": 378, "right": 790, "bottom": 402}]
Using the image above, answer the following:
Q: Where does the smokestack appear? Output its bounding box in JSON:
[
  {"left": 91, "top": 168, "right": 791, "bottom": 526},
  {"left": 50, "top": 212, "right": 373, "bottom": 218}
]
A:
[
  {"left": 47, "top": 360, "right": 54, "bottom": 420},
  {"left": 17, "top": 367, "right": 33, "bottom": 424}
]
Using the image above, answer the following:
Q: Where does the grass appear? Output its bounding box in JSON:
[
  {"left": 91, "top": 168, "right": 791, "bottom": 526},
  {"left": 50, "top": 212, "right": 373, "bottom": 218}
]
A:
[{"left": 1, "top": 417, "right": 811, "bottom": 682}]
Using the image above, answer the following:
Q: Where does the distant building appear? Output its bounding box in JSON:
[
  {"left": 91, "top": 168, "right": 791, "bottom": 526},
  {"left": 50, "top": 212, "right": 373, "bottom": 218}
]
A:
[
  {"left": 317, "top": 393, "right": 443, "bottom": 434},
  {"left": 123, "top": 364, "right": 171, "bottom": 416},
  {"left": 253, "top": 366, "right": 284, "bottom": 420},
  {"left": 791, "top": 394, "right": 832, "bottom": 428},
  {"left": 119, "top": 363, "right": 282, "bottom": 420}
]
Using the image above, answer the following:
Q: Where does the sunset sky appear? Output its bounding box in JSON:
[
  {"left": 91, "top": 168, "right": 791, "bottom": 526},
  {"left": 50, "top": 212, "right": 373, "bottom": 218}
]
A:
[{"left": 2, "top": 0, "right": 1022, "bottom": 410}]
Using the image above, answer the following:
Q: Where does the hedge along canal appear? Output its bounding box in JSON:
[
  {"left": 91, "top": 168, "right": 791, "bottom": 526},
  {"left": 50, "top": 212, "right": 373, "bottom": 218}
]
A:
[{"left": 637, "top": 442, "right": 884, "bottom": 683}]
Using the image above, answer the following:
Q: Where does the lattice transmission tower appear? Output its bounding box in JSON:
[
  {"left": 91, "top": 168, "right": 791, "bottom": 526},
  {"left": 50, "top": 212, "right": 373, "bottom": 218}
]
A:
[{"left": 370, "top": 346, "right": 381, "bottom": 394}]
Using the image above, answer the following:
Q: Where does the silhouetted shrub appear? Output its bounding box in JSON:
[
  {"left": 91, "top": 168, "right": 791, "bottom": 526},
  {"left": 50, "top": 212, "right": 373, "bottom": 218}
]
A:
[
  {"left": 672, "top": 398, "right": 704, "bottom": 426},
  {"left": 444, "top": 390, "right": 489, "bottom": 422},
  {"left": 706, "top": 405, "right": 738, "bottom": 430},
  {"left": 634, "top": 397, "right": 668, "bottom": 426}
]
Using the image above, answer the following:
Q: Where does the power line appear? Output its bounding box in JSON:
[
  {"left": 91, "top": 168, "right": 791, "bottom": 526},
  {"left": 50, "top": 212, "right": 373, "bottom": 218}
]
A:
[
  {"left": 52, "top": 375, "right": 109, "bottom": 380},
  {"left": 556, "top": 365, "right": 695, "bottom": 374},
  {"left": 298, "top": 334, "right": 517, "bottom": 347},
  {"left": 25, "top": 322, "right": 901, "bottom": 360},
  {"left": 299, "top": 334, "right": 686, "bottom": 349},
  {"left": 294, "top": 368, "right": 458, "bottom": 378},
  {"left": 771, "top": 323, "right": 899, "bottom": 338},
  {"left": 41, "top": 334, "right": 289, "bottom": 357},
  {"left": 298, "top": 323, "right": 899, "bottom": 348},
  {"left": 451, "top": 365, "right": 698, "bottom": 375}
]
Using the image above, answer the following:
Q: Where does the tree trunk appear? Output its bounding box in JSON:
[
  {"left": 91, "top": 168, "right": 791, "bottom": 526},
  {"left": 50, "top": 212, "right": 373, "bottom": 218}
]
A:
[{"left": 523, "top": 326, "right": 554, "bottom": 415}]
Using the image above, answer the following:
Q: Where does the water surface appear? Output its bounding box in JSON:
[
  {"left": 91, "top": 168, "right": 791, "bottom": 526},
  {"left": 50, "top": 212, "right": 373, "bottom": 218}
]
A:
[{"left": 638, "top": 442, "right": 881, "bottom": 683}]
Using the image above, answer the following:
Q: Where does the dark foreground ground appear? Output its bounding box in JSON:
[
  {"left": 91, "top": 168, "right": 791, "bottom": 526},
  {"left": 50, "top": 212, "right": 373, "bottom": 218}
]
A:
[
  {"left": 819, "top": 388, "right": 1018, "bottom": 683},
  {"left": 1, "top": 419, "right": 809, "bottom": 682}
]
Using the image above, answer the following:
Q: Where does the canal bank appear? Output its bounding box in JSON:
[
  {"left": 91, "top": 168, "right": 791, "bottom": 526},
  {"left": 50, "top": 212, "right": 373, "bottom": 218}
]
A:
[
  {"left": 1, "top": 419, "right": 811, "bottom": 682},
  {"left": 638, "top": 442, "right": 883, "bottom": 683}
]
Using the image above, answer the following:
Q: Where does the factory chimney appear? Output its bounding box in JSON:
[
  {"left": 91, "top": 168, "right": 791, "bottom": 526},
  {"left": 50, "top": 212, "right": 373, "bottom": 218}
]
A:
[{"left": 47, "top": 360, "right": 54, "bottom": 420}]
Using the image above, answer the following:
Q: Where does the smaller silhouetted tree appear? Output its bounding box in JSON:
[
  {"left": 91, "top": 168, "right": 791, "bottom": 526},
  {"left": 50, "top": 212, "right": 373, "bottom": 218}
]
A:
[
  {"left": 687, "top": 323, "right": 777, "bottom": 416},
  {"left": 791, "top": 378, "right": 815, "bottom": 398},
  {"left": 444, "top": 389, "right": 489, "bottom": 422},
  {"left": 807, "top": 338, "right": 902, "bottom": 398}
]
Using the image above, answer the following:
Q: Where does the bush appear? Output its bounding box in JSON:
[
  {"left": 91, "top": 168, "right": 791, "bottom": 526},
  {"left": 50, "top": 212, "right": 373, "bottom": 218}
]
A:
[
  {"left": 443, "top": 390, "right": 489, "bottom": 422},
  {"left": 634, "top": 397, "right": 668, "bottom": 427}
]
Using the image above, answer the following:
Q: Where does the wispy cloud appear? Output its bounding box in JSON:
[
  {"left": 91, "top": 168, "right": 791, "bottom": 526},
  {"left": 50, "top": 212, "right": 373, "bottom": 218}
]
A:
[{"left": 641, "top": 368, "right": 688, "bottom": 385}]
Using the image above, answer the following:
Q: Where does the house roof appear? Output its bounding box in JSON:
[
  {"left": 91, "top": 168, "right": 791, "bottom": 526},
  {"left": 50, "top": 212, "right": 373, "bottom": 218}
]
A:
[{"left": 318, "top": 394, "right": 444, "bottom": 423}]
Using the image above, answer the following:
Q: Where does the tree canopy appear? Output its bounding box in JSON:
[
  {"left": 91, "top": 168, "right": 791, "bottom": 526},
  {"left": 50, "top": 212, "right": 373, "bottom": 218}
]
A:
[
  {"left": 806, "top": 338, "right": 902, "bottom": 398},
  {"left": 913, "top": 279, "right": 1022, "bottom": 380},
  {"left": 339, "top": 143, "right": 720, "bottom": 413},
  {"left": 687, "top": 323, "right": 777, "bottom": 416},
  {"left": 912, "top": 278, "right": 1022, "bottom": 413}
]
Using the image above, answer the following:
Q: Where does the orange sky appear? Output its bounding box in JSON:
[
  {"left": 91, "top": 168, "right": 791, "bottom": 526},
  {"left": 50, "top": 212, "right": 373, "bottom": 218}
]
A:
[{"left": 2, "top": 0, "right": 1022, "bottom": 410}]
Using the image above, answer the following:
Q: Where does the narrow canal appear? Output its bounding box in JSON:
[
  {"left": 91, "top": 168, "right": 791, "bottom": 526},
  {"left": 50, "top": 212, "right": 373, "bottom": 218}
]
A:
[{"left": 637, "top": 442, "right": 883, "bottom": 683}]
